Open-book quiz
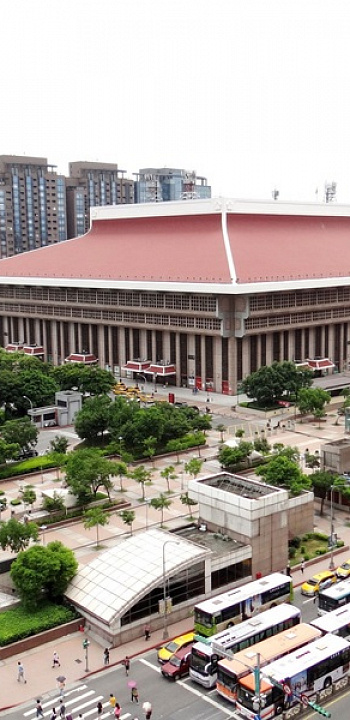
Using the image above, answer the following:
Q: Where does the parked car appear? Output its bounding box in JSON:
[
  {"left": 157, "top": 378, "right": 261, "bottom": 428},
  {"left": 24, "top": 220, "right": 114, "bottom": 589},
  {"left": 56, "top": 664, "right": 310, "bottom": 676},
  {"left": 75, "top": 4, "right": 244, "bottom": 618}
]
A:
[
  {"left": 336, "top": 558, "right": 350, "bottom": 579},
  {"left": 161, "top": 644, "right": 193, "bottom": 680},
  {"left": 301, "top": 570, "right": 337, "bottom": 596},
  {"left": 157, "top": 632, "right": 194, "bottom": 664},
  {"left": 17, "top": 447, "right": 38, "bottom": 460}
]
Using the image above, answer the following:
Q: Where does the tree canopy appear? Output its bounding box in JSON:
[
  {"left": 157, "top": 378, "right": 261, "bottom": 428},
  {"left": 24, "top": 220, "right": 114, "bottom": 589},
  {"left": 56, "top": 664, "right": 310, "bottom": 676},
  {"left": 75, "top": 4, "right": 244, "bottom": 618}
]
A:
[
  {"left": 74, "top": 395, "right": 112, "bottom": 442},
  {"left": 256, "top": 455, "right": 311, "bottom": 495},
  {"left": 51, "top": 364, "right": 115, "bottom": 395},
  {"left": 242, "top": 361, "right": 313, "bottom": 407},
  {"left": 0, "top": 517, "right": 39, "bottom": 553},
  {"left": 297, "top": 387, "right": 331, "bottom": 418},
  {"left": 65, "top": 448, "right": 116, "bottom": 503},
  {"left": 1, "top": 417, "right": 38, "bottom": 452},
  {"left": 10, "top": 540, "right": 78, "bottom": 609}
]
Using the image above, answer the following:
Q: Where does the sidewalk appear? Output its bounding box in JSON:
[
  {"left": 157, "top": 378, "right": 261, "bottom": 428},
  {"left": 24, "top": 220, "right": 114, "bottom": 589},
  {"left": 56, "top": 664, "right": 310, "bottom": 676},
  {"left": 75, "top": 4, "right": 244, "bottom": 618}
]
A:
[{"left": 1, "top": 505, "right": 350, "bottom": 714}]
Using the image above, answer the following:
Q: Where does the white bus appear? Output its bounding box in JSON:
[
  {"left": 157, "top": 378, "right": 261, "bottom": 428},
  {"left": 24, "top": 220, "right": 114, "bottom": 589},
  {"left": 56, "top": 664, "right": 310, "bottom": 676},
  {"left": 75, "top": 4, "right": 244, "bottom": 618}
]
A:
[
  {"left": 193, "top": 572, "right": 291, "bottom": 637},
  {"left": 189, "top": 603, "right": 301, "bottom": 688},
  {"left": 236, "top": 633, "right": 350, "bottom": 720},
  {"left": 311, "top": 603, "right": 350, "bottom": 639},
  {"left": 216, "top": 623, "right": 322, "bottom": 703},
  {"left": 318, "top": 580, "right": 350, "bottom": 615}
]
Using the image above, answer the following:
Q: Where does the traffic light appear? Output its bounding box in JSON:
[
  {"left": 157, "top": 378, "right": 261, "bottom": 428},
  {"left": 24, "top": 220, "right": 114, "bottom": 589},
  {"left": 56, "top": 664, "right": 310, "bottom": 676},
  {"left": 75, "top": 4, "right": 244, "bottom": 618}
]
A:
[
  {"left": 308, "top": 701, "right": 331, "bottom": 717},
  {"left": 82, "top": 639, "right": 90, "bottom": 649}
]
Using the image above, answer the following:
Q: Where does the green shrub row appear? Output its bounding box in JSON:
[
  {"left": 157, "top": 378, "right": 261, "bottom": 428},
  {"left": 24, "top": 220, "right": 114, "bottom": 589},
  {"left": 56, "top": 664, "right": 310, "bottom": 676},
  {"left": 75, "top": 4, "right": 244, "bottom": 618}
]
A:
[
  {"left": 0, "top": 602, "right": 79, "bottom": 646},
  {"left": 165, "top": 432, "right": 206, "bottom": 453},
  {"left": 0, "top": 455, "right": 60, "bottom": 481}
]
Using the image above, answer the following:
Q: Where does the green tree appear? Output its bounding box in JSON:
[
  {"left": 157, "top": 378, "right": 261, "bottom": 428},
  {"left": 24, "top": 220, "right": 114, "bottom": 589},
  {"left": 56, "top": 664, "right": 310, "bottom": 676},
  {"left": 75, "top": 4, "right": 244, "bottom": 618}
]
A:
[
  {"left": 52, "top": 364, "right": 115, "bottom": 395},
  {"left": 17, "top": 370, "right": 59, "bottom": 408},
  {"left": 218, "top": 441, "right": 253, "bottom": 469},
  {"left": 150, "top": 493, "right": 172, "bottom": 526},
  {"left": 180, "top": 492, "right": 198, "bottom": 518},
  {"left": 257, "top": 455, "right": 311, "bottom": 495},
  {"left": 2, "top": 418, "right": 38, "bottom": 453},
  {"left": 242, "top": 361, "right": 312, "bottom": 407},
  {"left": 10, "top": 540, "right": 78, "bottom": 608},
  {"left": 130, "top": 465, "right": 152, "bottom": 500},
  {"left": 161, "top": 465, "right": 177, "bottom": 493},
  {"left": 216, "top": 424, "right": 226, "bottom": 443},
  {"left": 19, "top": 484, "right": 36, "bottom": 508},
  {"left": 311, "top": 471, "right": 339, "bottom": 516},
  {"left": 297, "top": 387, "right": 331, "bottom": 420},
  {"left": 74, "top": 395, "right": 112, "bottom": 442},
  {"left": 0, "top": 517, "right": 39, "bottom": 553},
  {"left": 113, "top": 460, "right": 128, "bottom": 491},
  {"left": 42, "top": 491, "right": 65, "bottom": 513},
  {"left": 143, "top": 435, "right": 157, "bottom": 465},
  {"left": 184, "top": 458, "right": 203, "bottom": 479},
  {"left": 119, "top": 509, "right": 135, "bottom": 535},
  {"left": 65, "top": 448, "right": 115, "bottom": 503},
  {"left": 0, "top": 437, "right": 20, "bottom": 463},
  {"left": 49, "top": 436, "right": 69, "bottom": 454},
  {"left": 83, "top": 507, "right": 109, "bottom": 547}
]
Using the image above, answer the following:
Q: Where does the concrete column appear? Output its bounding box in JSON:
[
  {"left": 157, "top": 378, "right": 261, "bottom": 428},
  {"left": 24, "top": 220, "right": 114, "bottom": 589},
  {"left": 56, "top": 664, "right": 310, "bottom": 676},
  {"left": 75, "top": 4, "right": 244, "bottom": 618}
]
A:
[
  {"left": 200, "top": 335, "right": 206, "bottom": 390},
  {"left": 308, "top": 327, "right": 315, "bottom": 359},
  {"left": 163, "top": 331, "right": 171, "bottom": 364},
  {"left": 279, "top": 331, "right": 284, "bottom": 361},
  {"left": 98, "top": 325, "right": 105, "bottom": 368},
  {"left": 51, "top": 320, "right": 58, "bottom": 365},
  {"left": 128, "top": 328, "right": 134, "bottom": 360},
  {"left": 18, "top": 317, "right": 25, "bottom": 343},
  {"left": 151, "top": 330, "right": 157, "bottom": 362},
  {"left": 3, "top": 316, "right": 9, "bottom": 345},
  {"left": 108, "top": 326, "right": 114, "bottom": 370},
  {"left": 42, "top": 321, "right": 48, "bottom": 362},
  {"left": 228, "top": 336, "right": 237, "bottom": 395},
  {"left": 78, "top": 323, "right": 82, "bottom": 353},
  {"left": 59, "top": 322, "right": 64, "bottom": 364},
  {"left": 187, "top": 334, "right": 195, "bottom": 384},
  {"left": 265, "top": 333, "right": 273, "bottom": 365},
  {"left": 140, "top": 329, "right": 148, "bottom": 360},
  {"left": 175, "top": 333, "right": 181, "bottom": 386},
  {"left": 68, "top": 323, "right": 75, "bottom": 354},
  {"left": 34, "top": 319, "right": 41, "bottom": 345},
  {"left": 213, "top": 335, "right": 222, "bottom": 393},
  {"left": 88, "top": 325, "right": 93, "bottom": 354},
  {"left": 241, "top": 336, "right": 250, "bottom": 378},
  {"left": 119, "top": 327, "right": 127, "bottom": 372}
]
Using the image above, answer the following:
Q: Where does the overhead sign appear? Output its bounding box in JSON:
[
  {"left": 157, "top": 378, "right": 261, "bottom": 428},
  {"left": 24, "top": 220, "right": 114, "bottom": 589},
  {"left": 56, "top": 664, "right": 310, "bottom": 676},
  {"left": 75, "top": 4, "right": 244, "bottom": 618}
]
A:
[{"left": 211, "top": 642, "right": 233, "bottom": 660}]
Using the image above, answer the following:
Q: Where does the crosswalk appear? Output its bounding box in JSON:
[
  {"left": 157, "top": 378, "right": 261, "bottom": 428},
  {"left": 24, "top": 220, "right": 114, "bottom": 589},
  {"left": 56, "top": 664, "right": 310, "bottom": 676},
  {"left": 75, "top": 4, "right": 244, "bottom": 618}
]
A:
[{"left": 23, "top": 684, "right": 133, "bottom": 720}]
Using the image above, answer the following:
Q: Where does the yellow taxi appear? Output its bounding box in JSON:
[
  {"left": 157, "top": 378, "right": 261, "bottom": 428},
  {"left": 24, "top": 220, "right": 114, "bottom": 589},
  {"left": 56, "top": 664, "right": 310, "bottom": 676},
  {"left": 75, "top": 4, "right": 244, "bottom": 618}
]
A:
[
  {"left": 336, "top": 558, "right": 350, "bottom": 579},
  {"left": 157, "top": 632, "right": 194, "bottom": 664},
  {"left": 301, "top": 570, "right": 337, "bottom": 596}
]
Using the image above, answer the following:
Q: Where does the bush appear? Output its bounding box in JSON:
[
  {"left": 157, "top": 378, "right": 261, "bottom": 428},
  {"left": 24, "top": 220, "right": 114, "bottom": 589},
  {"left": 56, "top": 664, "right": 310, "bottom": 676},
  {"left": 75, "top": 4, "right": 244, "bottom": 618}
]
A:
[
  {"left": 165, "top": 432, "right": 206, "bottom": 453},
  {"left": 289, "top": 547, "right": 296, "bottom": 559},
  {"left": 0, "top": 602, "right": 78, "bottom": 646},
  {"left": 0, "top": 490, "right": 5, "bottom": 496},
  {"left": 304, "top": 554, "right": 310, "bottom": 561},
  {"left": 10, "top": 498, "right": 21, "bottom": 506},
  {"left": 289, "top": 536, "right": 301, "bottom": 549}
]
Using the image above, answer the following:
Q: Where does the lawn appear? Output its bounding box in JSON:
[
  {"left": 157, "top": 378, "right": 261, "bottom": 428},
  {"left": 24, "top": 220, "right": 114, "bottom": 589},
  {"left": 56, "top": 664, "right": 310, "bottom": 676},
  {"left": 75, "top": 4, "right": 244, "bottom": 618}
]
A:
[
  {"left": 289, "top": 532, "right": 344, "bottom": 566},
  {"left": 0, "top": 602, "right": 78, "bottom": 646}
]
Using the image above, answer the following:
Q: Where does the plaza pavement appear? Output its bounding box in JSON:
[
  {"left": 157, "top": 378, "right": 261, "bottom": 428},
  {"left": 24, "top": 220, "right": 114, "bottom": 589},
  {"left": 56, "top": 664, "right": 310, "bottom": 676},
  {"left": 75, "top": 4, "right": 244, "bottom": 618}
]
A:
[{"left": 1, "top": 385, "right": 350, "bottom": 710}]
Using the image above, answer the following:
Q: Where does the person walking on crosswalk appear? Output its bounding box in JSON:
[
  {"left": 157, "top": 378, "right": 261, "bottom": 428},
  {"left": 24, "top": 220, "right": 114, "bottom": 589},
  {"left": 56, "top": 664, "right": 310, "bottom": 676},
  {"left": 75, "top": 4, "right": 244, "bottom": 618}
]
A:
[
  {"left": 109, "top": 693, "right": 117, "bottom": 714},
  {"left": 97, "top": 700, "right": 103, "bottom": 716},
  {"left": 35, "top": 699, "right": 44, "bottom": 718}
]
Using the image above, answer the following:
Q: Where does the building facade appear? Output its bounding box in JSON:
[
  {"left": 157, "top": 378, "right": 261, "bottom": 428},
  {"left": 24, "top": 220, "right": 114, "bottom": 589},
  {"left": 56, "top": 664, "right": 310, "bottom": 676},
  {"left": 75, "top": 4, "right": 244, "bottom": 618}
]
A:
[
  {"left": 0, "top": 155, "right": 67, "bottom": 258},
  {"left": 66, "top": 161, "right": 134, "bottom": 238},
  {"left": 134, "top": 168, "right": 211, "bottom": 203},
  {"left": 0, "top": 197, "right": 350, "bottom": 394}
]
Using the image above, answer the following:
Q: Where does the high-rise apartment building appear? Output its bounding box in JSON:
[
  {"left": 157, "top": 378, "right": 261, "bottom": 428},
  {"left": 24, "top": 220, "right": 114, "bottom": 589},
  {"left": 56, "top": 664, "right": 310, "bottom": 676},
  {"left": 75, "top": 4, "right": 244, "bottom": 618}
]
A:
[
  {"left": 134, "top": 168, "right": 211, "bottom": 203},
  {"left": 0, "top": 155, "right": 67, "bottom": 258},
  {"left": 66, "top": 161, "right": 134, "bottom": 238}
]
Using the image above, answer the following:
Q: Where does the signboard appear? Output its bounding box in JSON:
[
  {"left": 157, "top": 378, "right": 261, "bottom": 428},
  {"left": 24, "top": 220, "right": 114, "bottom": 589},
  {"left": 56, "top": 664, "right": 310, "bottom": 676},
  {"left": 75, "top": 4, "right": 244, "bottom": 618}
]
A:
[{"left": 211, "top": 642, "right": 233, "bottom": 660}]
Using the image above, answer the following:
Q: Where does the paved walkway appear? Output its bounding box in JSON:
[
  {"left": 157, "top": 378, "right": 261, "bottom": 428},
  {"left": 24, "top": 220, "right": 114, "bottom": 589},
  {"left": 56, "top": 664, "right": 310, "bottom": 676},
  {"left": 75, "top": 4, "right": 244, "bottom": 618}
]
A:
[{"left": 1, "top": 385, "right": 350, "bottom": 711}]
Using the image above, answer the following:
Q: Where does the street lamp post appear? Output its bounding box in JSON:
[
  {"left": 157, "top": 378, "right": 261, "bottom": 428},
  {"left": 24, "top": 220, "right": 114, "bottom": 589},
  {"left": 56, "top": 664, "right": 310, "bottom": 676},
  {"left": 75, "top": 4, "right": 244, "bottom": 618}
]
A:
[
  {"left": 41, "top": 525, "right": 47, "bottom": 546},
  {"left": 329, "top": 482, "right": 350, "bottom": 570},
  {"left": 23, "top": 395, "right": 33, "bottom": 422},
  {"left": 162, "top": 539, "right": 180, "bottom": 640}
]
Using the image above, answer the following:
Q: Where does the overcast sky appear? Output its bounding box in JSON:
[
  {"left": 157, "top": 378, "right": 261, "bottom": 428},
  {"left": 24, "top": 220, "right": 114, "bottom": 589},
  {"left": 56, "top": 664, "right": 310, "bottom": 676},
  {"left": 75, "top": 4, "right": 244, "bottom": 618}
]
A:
[{"left": 2, "top": 0, "right": 350, "bottom": 202}]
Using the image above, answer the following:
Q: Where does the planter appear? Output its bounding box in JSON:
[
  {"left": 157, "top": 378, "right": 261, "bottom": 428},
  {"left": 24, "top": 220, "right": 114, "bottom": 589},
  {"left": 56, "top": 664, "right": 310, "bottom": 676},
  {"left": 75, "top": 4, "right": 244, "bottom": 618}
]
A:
[{"left": 0, "top": 617, "right": 84, "bottom": 660}]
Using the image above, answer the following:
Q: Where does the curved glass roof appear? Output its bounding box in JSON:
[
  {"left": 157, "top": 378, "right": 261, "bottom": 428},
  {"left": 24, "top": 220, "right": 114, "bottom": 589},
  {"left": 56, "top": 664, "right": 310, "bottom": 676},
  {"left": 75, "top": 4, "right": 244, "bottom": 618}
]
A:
[{"left": 65, "top": 528, "right": 209, "bottom": 625}]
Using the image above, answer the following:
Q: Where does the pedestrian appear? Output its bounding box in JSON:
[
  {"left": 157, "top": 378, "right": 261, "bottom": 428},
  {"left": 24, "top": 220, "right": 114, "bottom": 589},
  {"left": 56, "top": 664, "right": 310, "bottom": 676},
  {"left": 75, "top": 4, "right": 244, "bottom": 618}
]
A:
[
  {"left": 114, "top": 702, "right": 121, "bottom": 719},
  {"left": 109, "top": 693, "right": 116, "bottom": 714},
  {"left": 104, "top": 647, "right": 110, "bottom": 665},
  {"left": 58, "top": 679, "right": 65, "bottom": 697},
  {"left": 52, "top": 651, "right": 61, "bottom": 668},
  {"left": 66, "top": 715, "right": 73, "bottom": 720},
  {"left": 143, "top": 702, "right": 152, "bottom": 720},
  {"left": 131, "top": 686, "right": 139, "bottom": 703},
  {"left": 123, "top": 655, "right": 130, "bottom": 676},
  {"left": 36, "top": 699, "right": 44, "bottom": 718},
  {"left": 17, "top": 660, "right": 26, "bottom": 683},
  {"left": 50, "top": 709, "right": 57, "bottom": 720},
  {"left": 97, "top": 701, "right": 103, "bottom": 716},
  {"left": 144, "top": 623, "right": 151, "bottom": 641},
  {"left": 59, "top": 698, "right": 66, "bottom": 717},
  {"left": 286, "top": 561, "right": 291, "bottom": 577},
  {"left": 301, "top": 558, "right": 305, "bottom": 574}
]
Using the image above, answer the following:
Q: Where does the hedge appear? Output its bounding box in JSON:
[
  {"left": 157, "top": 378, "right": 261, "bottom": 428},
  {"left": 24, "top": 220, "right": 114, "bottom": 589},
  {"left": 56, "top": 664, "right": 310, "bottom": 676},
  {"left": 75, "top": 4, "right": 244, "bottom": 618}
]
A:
[
  {"left": 0, "top": 455, "right": 60, "bottom": 481},
  {"left": 0, "top": 602, "right": 79, "bottom": 646}
]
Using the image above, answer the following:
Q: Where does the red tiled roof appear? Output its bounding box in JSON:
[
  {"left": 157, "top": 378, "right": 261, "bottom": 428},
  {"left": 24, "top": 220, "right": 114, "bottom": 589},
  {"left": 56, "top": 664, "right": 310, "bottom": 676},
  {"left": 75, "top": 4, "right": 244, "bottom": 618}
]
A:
[
  {"left": 228, "top": 214, "right": 350, "bottom": 283},
  {"left": 0, "top": 214, "right": 231, "bottom": 284}
]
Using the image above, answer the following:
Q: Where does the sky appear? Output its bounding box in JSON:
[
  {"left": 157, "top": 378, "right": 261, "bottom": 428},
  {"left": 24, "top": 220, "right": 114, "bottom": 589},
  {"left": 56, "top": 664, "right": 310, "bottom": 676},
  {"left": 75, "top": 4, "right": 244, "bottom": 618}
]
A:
[{"left": 2, "top": 0, "right": 350, "bottom": 202}]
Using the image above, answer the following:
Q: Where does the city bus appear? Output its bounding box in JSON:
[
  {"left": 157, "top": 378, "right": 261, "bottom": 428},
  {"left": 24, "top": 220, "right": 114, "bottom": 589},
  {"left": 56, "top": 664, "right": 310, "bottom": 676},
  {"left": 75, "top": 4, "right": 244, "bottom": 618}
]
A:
[
  {"left": 310, "top": 603, "right": 350, "bottom": 639},
  {"left": 317, "top": 580, "right": 350, "bottom": 615},
  {"left": 216, "top": 622, "right": 322, "bottom": 703},
  {"left": 236, "top": 633, "right": 350, "bottom": 720},
  {"left": 189, "top": 603, "right": 301, "bottom": 688},
  {"left": 193, "top": 573, "right": 291, "bottom": 637}
]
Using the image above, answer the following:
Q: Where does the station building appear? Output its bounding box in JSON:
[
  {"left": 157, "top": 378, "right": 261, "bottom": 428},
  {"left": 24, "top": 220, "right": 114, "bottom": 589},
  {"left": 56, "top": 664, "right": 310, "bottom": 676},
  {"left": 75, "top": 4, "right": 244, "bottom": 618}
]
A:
[{"left": 0, "top": 197, "right": 349, "bottom": 394}]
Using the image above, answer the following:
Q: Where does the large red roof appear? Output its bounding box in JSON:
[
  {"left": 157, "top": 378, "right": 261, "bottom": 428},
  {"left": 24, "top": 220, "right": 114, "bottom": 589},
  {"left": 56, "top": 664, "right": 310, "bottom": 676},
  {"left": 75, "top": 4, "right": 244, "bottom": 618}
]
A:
[
  {"left": 0, "top": 214, "right": 231, "bottom": 284},
  {"left": 0, "top": 203, "right": 350, "bottom": 288}
]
